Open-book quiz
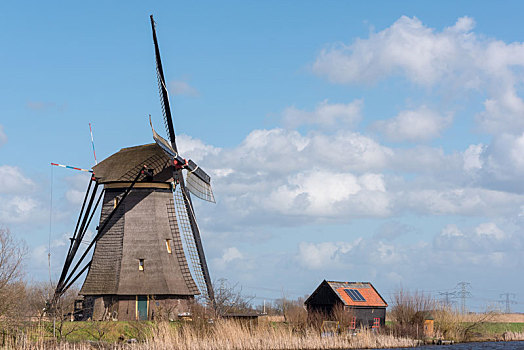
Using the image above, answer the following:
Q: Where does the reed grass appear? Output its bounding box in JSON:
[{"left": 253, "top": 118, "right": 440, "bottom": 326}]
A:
[
  {"left": 502, "top": 331, "right": 524, "bottom": 341},
  {"left": 142, "top": 320, "right": 419, "bottom": 350},
  {"left": 1, "top": 320, "right": 419, "bottom": 350}
]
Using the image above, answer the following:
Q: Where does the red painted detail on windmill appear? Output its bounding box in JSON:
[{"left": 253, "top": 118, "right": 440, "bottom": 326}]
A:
[{"left": 173, "top": 158, "right": 187, "bottom": 170}]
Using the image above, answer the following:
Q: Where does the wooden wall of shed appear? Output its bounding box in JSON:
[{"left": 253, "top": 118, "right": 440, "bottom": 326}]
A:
[
  {"left": 305, "top": 281, "right": 342, "bottom": 315},
  {"left": 352, "top": 307, "right": 386, "bottom": 328}
]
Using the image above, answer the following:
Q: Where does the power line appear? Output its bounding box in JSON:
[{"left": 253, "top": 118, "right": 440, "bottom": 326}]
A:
[
  {"left": 439, "top": 291, "right": 456, "bottom": 307},
  {"left": 456, "top": 282, "right": 471, "bottom": 314},
  {"left": 499, "top": 293, "right": 517, "bottom": 313}
]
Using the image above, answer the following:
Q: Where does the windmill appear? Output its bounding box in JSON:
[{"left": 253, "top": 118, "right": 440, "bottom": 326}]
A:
[{"left": 52, "top": 15, "right": 215, "bottom": 321}]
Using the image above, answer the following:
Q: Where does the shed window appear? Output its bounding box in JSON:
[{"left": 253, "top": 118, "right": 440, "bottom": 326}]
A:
[
  {"left": 372, "top": 317, "right": 380, "bottom": 329},
  {"left": 350, "top": 316, "right": 356, "bottom": 330},
  {"left": 139, "top": 259, "right": 144, "bottom": 271},
  {"left": 165, "top": 239, "right": 172, "bottom": 254}
]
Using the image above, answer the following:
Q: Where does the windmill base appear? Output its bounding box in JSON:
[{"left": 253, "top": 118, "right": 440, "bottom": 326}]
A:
[{"left": 79, "top": 295, "right": 194, "bottom": 321}]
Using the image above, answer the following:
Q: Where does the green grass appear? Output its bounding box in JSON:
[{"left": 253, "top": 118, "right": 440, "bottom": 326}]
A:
[
  {"left": 31, "top": 321, "right": 159, "bottom": 343},
  {"left": 474, "top": 322, "right": 524, "bottom": 335}
]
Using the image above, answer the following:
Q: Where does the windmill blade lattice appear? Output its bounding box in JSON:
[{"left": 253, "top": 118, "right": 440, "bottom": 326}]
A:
[
  {"left": 186, "top": 171, "right": 215, "bottom": 203},
  {"left": 173, "top": 185, "right": 209, "bottom": 300},
  {"left": 156, "top": 66, "right": 172, "bottom": 141}
]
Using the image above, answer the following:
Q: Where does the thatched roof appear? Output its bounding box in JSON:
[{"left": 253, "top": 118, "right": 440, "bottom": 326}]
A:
[{"left": 93, "top": 144, "right": 173, "bottom": 184}]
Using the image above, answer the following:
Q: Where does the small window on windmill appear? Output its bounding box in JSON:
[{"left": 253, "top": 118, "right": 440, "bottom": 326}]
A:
[
  {"left": 165, "top": 239, "right": 172, "bottom": 254},
  {"left": 139, "top": 259, "right": 144, "bottom": 271},
  {"left": 113, "top": 197, "right": 119, "bottom": 209}
]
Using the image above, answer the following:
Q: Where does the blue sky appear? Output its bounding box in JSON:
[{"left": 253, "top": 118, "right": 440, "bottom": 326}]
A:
[{"left": 2, "top": 1, "right": 524, "bottom": 312}]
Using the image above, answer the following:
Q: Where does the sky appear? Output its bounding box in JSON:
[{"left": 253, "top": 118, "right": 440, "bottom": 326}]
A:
[{"left": 1, "top": 1, "right": 524, "bottom": 312}]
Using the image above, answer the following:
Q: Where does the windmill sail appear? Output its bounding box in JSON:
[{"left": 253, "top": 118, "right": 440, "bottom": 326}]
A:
[
  {"left": 150, "top": 116, "right": 177, "bottom": 158},
  {"left": 150, "top": 15, "right": 176, "bottom": 148},
  {"left": 150, "top": 117, "right": 215, "bottom": 203},
  {"left": 173, "top": 185, "right": 209, "bottom": 299},
  {"left": 150, "top": 14, "right": 215, "bottom": 307},
  {"left": 186, "top": 166, "right": 215, "bottom": 203}
]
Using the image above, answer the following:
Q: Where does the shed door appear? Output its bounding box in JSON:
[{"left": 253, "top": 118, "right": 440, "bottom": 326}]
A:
[{"left": 137, "top": 296, "right": 148, "bottom": 320}]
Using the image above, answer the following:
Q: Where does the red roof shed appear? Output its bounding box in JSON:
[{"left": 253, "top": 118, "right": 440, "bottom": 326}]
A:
[{"left": 305, "top": 280, "right": 388, "bottom": 329}]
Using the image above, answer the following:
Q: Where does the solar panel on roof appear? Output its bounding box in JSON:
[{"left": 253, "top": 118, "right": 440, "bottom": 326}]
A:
[{"left": 344, "top": 288, "right": 366, "bottom": 301}]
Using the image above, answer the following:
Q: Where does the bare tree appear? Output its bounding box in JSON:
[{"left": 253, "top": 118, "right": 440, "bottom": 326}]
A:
[
  {"left": 389, "top": 289, "right": 436, "bottom": 339},
  {"left": 0, "top": 228, "right": 26, "bottom": 325},
  {"left": 214, "top": 278, "right": 255, "bottom": 316}
]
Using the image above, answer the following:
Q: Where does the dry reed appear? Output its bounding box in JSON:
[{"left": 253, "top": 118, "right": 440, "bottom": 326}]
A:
[
  {"left": 143, "top": 320, "right": 418, "bottom": 350},
  {"left": 2, "top": 320, "right": 419, "bottom": 350},
  {"left": 433, "top": 306, "right": 494, "bottom": 341},
  {"left": 502, "top": 331, "right": 524, "bottom": 341}
]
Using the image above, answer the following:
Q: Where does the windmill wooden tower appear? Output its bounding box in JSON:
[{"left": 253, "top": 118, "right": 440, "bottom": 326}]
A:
[{"left": 52, "top": 16, "right": 215, "bottom": 321}]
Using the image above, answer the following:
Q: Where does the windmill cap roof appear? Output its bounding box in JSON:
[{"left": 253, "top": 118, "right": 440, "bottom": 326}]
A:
[{"left": 93, "top": 143, "right": 173, "bottom": 184}]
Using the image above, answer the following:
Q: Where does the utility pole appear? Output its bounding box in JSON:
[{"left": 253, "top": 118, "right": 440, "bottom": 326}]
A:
[
  {"left": 456, "top": 282, "right": 471, "bottom": 314},
  {"left": 439, "top": 291, "right": 456, "bottom": 307},
  {"left": 499, "top": 293, "right": 517, "bottom": 313}
]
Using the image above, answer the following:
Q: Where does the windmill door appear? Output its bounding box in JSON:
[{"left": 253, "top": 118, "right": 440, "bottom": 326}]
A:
[{"left": 136, "top": 296, "right": 148, "bottom": 320}]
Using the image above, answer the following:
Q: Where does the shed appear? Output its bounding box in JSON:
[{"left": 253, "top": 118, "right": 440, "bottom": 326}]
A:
[{"left": 304, "top": 280, "right": 388, "bottom": 329}]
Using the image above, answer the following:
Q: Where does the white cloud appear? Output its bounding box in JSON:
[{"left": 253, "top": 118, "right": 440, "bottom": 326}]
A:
[
  {"left": 64, "top": 173, "right": 92, "bottom": 205},
  {"left": 65, "top": 189, "right": 86, "bottom": 205},
  {"left": 0, "top": 166, "right": 35, "bottom": 194},
  {"left": 215, "top": 128, "right": 392, "bottom": 177},
  {"left": 310, "top": 132, "right": 393, "bottom": 173},
  {"left": 177, "top": 134, "right": 220, "bottom": 163},
  {"left": 402, "top": 187, "right": 523, "bottom": 216},
  {"left": 472, "top": 132, "right": 524, "bottom": 192},
  {"left": 0, "top": 195, "right": 38, "bottom": 224},
  {"left": 180, "top": 122, "right": 524, "bottom": 230},
  {"left": 296, "top": 239, "right": 361, "bottom": 269},
  {"left": 373, "top": 241, "right": 403, "bottom": 264},
  {"left": 434, "top": 221, "right": 514, "bottom": 257},
  {"left": 373, "top": 221, "right": 413, "bottom": 241},
  {"left": 313, "top": 16, "right": 478, "bottom": 86},
  {"left": 391, "top": 146, "right": 460, "bottom": 176},
  {"left": 32, "top": 245, "right": 49, "bottom": 266},
  {"left": 222, "top": 247, "right": 243, "bottom": 262},
  {"left": 477, "top": 89, "right": 524, "bottom": 134},
  {"left": 313, "top": 15, "right": 524, "bottom": 135},
  {"left": 32, "top": 232, "right": 74, "bottom": 274},
  {"left": 267, "top": 171, "right": 390, "bottom": 217},
  {"left": 169, "top": 80, "right": 199, "bottom": 97},
  {"left": 297, "top": 242, "right": 339, "bottom": 269},
  {"left": 282, "top": 99, "right": 362, "bottom": 129},
  {"left": 213, "top": 247, "right": 243, "bottom": 270},
  {"left": 463, "top": 144, "right": 484, "bottom": 172},
  {"left": 475, "top": 222, "right": 505, "bottom": 240},
  {"left": 441, "top": 224, "right": 464, "bottom": 237},
  {"left": 0, "top": 125, "right": 6, "bottom": 147},
  {"left": 373, "top": 106, "right": 452, "bottom": 142},
  {"left": 0, "top": 166, "right": 46, "bottom": 226}
]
